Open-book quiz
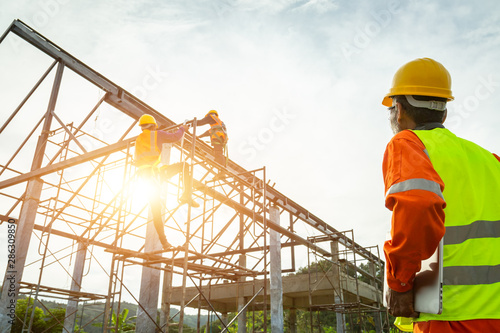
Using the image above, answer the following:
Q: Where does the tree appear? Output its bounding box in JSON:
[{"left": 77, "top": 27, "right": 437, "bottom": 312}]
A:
[
  {"left": 43, "top": 307, "right": 66, "bottom": 333},
  {"left": 74, "top": 323, "right": 89, "bottom": 333},
  {"left": 358, "top": 262, "right": 383, "bottom": 289},
  {"left": 11, "top": 298, "right": 46, "bottom": 333}
]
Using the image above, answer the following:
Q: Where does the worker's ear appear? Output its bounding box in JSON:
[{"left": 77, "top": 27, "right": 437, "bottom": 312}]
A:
[
  {"left": 442, "top": 109, "right": 447, "bottom": 124},
  {"left": 396, "top": 102, "right": 404, "bottom": 123}
]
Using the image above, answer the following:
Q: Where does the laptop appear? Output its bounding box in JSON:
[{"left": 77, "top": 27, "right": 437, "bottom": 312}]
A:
[
  {"left": 413, "top": 239, "right": 443, "bottom": 314},
  {"left": 383, "top": 236, "right": 443, "bottom": 315}
]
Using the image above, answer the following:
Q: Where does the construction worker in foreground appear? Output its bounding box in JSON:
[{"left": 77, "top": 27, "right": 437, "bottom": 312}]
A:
[
  {"left": 135, "top": 114, "right": 199, "bottom": 249},
  {"left": 381, "top": 57, "right": 500, "bottom": 332},
  {"left": 197, "top": 110, "right": 228, "bottom": 179}
]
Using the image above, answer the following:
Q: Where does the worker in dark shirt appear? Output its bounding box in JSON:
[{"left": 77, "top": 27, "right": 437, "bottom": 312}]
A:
[{"left": 197, "top": 110, "right": 228, "bottom": 178}]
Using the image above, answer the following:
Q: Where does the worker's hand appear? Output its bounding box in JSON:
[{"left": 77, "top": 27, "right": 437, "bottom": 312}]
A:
[
  {"left": 386, "top": 288, "right": 419, "bottom": 318},
  {"left": 414, "top": 262, "right": 439, "bottom": 293},
  {"left": 180, "top": 124, "right": 190, "bottom": 132}
]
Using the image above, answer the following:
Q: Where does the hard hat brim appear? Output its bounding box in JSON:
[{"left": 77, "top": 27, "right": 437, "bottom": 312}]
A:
[{"left": 382, "top": 96, "right": 393, "bottom": 107}]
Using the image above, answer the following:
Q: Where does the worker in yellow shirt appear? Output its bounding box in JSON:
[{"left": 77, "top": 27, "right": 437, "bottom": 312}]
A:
[{"left": 135, "top": 114, "right": 199, "bottom": 249}]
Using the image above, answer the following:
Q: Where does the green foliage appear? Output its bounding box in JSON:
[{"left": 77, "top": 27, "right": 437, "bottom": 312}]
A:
[
  {"left": 8, "top": 297, "right": 210, "bottom": 333},
  {"left": 292, "top": 310, "right": 338, "bottom": 332},
  {"left": 11, "top": 298, "right": 62, "bottom": 333},
  {"left": 293, "top": 259, "right": 383, "bottom": 287},
  {"left": 112, "top": 308, "right": 136, "bottom": 332},
  {"left": 294, "top": 259, "right": 334, "bottom": 275},
  {"left": 43, "top": 307, "right": 66, "bottom": 332},
  {"left": 74, "top": 323, "right": 89, "bottom": 333},
  {"left": 358, "top": 262, "right": 383, "bottom": 289},
  {"left": 93, "top": 308, "right": 136, "bottom": 332},
  {"left": 200, "top": 312, "right": 235, "bottom": 333},
  {"left": 167, "top": 323, "right": 197, "bottom": 333}
]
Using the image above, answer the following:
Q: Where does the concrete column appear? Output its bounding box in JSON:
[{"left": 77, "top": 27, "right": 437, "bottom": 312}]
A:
[
  {"left": 238, "top": 184, "right": 247, "bottom": 333},
  {"left": 136, "top": 211, "right": 162, "bottom": 332},
  {"left": 237, "top": 254, "right": 247, "bottom": 333},
  {"left": 269, "top": 206, "right": 283, "bottom": 333},
  {"left": 331, "top": 239, "right": 345, "bottom": 333},
  {"left": 160, "top": 268, "right": 173, "bottom": 331},
  {"left": 221, "top": 312, "right": 229, "bottom": 327},
  {"left": 369, "top": 261, "right": 382, "bottom": 333},
  {"left": 288, "top": 308, "right": 297, "bottom": 333},
  {"left": 63, "top": 242, "right": 87, "bottom": 332},
  {"left": 0, "top": 179, "right": 43, "bottom": 332}
]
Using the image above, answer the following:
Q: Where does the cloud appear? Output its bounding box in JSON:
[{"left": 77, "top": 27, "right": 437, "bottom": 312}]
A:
[{"left": 1, "top": 0, "right": 500, "bottom": 306}]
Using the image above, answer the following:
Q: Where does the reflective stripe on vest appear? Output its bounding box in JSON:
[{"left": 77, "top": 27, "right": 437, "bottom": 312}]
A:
[
  {"left": 134, "top": 130, "right": 161, "bottom": 167},
  {"left": 445, "top": 220, "right": 500, "bottom": 245},
  {"left": 209, "top": 114, "right": 227, "bottom": 145},
  {"left": 412, "top": 128, "right": 500, "bottom": 321}
]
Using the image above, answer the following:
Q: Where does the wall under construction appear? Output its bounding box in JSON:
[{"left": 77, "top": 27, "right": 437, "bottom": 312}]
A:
[{"left": 0, "top": 20, "right": 386, "bottom": 333}]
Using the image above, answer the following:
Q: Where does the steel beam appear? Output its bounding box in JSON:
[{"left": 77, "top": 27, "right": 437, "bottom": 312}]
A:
[
  {"left": 194, "top": 180, "right": 332, "bottom": 257},
  {"left": 3, "top": 19, "right": 379, "bottom": 266}
]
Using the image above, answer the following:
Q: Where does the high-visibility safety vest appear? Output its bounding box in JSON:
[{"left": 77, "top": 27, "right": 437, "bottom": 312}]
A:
[
  {"left": 209, "top": 114, "right": 228, "bottom": 146},
  {"left": 412, "top": 127, "right": 500, "bottom": 322},
  {"left": 134, "top": 130, "right": 161, "bottom": 167}
]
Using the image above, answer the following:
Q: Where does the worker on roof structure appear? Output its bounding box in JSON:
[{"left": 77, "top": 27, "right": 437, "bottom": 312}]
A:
[
  {"left": 197, "top": 109, "right": 228, "bottom": 179},
  {"left": 135, "top": 114, "right": 199, "bottom": 249},
  {"left": 381, "top": 57, "right": 500, "bottom": 332}
]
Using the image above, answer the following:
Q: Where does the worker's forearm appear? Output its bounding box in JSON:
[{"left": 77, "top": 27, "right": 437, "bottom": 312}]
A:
[
  {"left": 384, "top": 191, "right": 445, "bottom": 292},
  {"left": 196, "top": 116, "right": 213, "bottom": 127},
  {"left": 156, "top": 127, "right": 184, "bottom": 145}
]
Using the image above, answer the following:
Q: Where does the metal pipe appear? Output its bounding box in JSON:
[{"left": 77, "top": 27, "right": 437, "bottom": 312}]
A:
[{"left": 178, "top": 117, "right": 197, "bottom": 332}]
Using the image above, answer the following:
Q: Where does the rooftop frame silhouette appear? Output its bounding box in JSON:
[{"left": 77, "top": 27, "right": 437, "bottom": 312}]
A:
[{"left": 0, "top": 19, "right": 385, "bottom": 332}]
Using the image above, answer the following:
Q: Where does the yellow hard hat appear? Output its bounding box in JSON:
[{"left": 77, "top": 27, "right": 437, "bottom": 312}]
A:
[
  {"left": 382, "top": 58, "right": 454, "bottom": 107},
  {"left": 139, "top": 114, "right": 157, "bottom": 128},
  {"left": 208, "top": 110, "right": 218, "bottom": 116}
]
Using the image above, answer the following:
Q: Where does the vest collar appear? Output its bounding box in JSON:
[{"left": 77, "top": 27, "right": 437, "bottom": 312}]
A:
[{"left": 414, "top": 122, "right": 445, "bottom": 131}]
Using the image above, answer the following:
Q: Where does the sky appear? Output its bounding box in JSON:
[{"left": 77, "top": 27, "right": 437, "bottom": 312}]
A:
[{"left": 1, "top": 0, "right": 500, "bottom": 308}]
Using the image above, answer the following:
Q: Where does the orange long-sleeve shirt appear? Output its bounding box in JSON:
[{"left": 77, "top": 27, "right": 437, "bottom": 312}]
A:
[
  {"left": 382, "top": 129, "right": 446, "bottom": 293},
  {"left": 383, "top": 130, "right": 500, "bottom": 332}
]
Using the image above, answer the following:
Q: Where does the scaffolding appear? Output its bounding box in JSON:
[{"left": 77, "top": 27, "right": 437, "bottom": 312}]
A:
[
  {"left": 0, "top": 19, "right": 386, "bottom": 332},
  {"left": 306, "top": 231, "right": 387, "bottom": 332}
]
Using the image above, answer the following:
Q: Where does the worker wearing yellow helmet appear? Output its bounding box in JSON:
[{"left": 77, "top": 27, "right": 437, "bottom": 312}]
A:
[
  {"left": 198, "top": 110, "right": 228, "bottom": 179},
  {"left": 381, "top": 58, "right": 500, "bottom": 332},
  {"left": 135, "top": 114, "right": 199, "bottom": 249}
]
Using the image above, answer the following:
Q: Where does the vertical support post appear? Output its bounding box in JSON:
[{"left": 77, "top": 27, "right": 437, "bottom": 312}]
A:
[
  {"left": 158, "top": 142, "right": 174, "bottom": 331},
  {"left": 262, "top": 167, "right": 268, "bottom": 332},
  {"left": 160, "top": 266, "right": 173, "bottom": 332},
  {"left": 331, "top": 239, "right": 345, "bottom": 333},
  {"left": 0, "top": 61, "right": 64, "bottom": 332},
  {"left": 288, "top": 308, "right": 297, "bottom": 333},
  {"left": 178, "top": 118, "right": 197, "bottom": 332},
  {"left": 369, "top": 260, "right": 382, "bottom": 333},
  {"left": 269, "top": 205, "right": 283, "bottom": 333},
  {"left": 238, "top": 184, "right": 247, "bottom": 333},
  {"left": 136, "top": 210, "right": 162, "bottom": 332},
  {"left": 63, "top": 242, "right": 87, "bottom": 332},
  {"left": 221, "top": 312, "right": 229, "bottom": 327}
]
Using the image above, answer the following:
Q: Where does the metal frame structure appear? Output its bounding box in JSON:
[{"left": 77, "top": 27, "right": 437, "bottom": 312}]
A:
[{"left": 0, "top": 20, "right": 386, "bottom": 332}]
